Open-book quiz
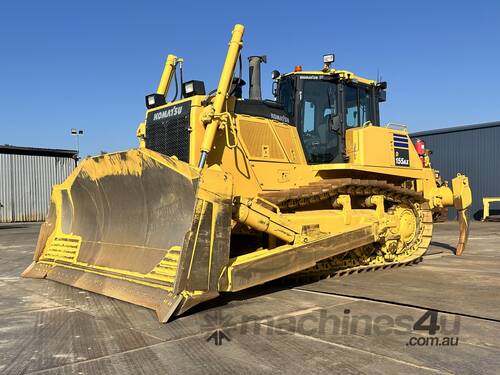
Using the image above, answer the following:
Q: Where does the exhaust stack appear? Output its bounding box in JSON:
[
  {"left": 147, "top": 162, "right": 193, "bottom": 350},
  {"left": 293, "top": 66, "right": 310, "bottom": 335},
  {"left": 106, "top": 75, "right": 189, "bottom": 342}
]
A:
[{"left": 248, "top": 55, "right": 267, "bottom": 100}]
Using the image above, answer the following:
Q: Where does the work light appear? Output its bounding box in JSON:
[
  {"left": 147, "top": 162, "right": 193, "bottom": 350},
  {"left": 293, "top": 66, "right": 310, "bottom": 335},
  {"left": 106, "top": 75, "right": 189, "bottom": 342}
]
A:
[
  {"left": 145, "top": 94, "right": 166, "bottom": 109},
  {"left": 323, "top": 54, "right": 335, "bottom": 64},
  {"left": 182, "top": 80, "right": 206, "bottom": 98}
]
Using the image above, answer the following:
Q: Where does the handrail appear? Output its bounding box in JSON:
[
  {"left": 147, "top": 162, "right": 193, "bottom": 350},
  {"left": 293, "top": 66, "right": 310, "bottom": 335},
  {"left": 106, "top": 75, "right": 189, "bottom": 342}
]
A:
[{"left": 384, "top": 122, "right": 408, "bottom": 132}]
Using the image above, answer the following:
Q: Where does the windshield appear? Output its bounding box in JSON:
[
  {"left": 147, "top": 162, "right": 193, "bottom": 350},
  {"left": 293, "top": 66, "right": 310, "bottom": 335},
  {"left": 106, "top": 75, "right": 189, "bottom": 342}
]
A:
[{"left": 299, "top": 80, "right": 340, "bottom": 163}]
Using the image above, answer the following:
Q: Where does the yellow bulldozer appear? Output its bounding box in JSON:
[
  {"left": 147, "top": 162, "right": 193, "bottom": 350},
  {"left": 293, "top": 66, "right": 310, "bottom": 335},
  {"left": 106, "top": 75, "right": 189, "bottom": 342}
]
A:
[{"left": 23, "top": 24, "right": 472, "bottom": 322}]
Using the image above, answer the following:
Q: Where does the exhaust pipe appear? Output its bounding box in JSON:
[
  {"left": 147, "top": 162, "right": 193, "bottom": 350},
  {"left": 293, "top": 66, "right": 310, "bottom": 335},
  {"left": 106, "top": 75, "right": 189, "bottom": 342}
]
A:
[{"left": 248, "top": 55, "right": 267, "bottom": 100}]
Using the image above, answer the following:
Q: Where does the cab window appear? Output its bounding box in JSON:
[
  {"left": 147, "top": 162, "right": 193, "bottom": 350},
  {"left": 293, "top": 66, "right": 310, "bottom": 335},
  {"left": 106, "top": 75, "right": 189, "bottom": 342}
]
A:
[
  {"left": 345, "top": 86, "right": 358, "bottom": 128},
  {"left": 359, "top": 86, "right": 372, "bottom": 125},
  {"left": 278, "top": 78, "right": 294, "bottom": 117},
  {"left": 303, "top": 101, "right": 315, "bottom": 132},
  {"left": 345, "top": 85, "right": 373, "bottom": 128},
  {"left": 299, "top": 80, "right": 340, "bottom": 164}
]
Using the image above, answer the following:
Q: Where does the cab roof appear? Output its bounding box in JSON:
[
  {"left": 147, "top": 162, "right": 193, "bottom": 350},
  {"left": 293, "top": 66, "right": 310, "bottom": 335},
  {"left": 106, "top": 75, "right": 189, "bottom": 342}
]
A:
[{"left": 281, "top": 69, "right": 376, "bottom": 86}]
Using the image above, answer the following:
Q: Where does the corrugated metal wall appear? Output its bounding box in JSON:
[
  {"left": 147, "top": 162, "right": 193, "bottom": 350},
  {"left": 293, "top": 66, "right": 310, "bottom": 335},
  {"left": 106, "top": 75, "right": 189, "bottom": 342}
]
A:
[
  {"left": 412, "top": 125, "right": 500, "bottom": 220},
  {"left": 0, "top": 153, "right": 75, "bottom": 222}
]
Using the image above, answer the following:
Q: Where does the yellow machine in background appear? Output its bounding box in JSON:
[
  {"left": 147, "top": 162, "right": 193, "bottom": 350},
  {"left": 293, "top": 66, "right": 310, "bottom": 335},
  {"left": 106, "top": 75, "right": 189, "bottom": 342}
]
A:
[
  {"left": 482, "top": 197, "right": 500, "bottom": 221},
  {"left": 23, "top": 24, "right": 472, "bottom": 322}
]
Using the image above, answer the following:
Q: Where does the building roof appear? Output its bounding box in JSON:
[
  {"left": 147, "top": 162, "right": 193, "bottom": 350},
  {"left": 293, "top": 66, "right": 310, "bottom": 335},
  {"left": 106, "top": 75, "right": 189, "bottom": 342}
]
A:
[
  {"left": 411, "top": 121, "right": 500, "bottom": 137},
  {"left": 0, "top": 145, "right": 78, "bottom": 158}
]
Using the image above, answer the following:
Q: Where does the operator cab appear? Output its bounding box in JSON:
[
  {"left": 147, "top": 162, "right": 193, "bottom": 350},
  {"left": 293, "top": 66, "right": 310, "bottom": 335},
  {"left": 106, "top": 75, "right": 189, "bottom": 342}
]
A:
[{"left": 275, "top": 67, "right": 386, "bottom": 164}]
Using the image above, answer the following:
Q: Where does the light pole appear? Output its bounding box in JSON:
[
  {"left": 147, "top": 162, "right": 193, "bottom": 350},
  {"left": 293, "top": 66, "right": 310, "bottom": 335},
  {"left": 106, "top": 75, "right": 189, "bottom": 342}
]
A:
[{"left": 71, "top": 128, "right": 84, "bottom": 160}]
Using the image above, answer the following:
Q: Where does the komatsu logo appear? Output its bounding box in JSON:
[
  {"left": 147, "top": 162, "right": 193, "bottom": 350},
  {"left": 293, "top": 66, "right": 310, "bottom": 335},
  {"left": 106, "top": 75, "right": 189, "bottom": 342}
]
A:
[
  {"left": 270, "top": 113, "right": 290, "bottom": 123},
  {"left": 153, "top": 106, "right": 183, "bottom": 121}
]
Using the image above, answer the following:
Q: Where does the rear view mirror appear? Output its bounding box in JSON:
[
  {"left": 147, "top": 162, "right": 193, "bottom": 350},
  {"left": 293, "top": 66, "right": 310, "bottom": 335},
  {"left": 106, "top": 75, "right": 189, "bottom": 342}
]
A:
[{"left": 378, "top": 90, "right": 387, "bottom": 102}]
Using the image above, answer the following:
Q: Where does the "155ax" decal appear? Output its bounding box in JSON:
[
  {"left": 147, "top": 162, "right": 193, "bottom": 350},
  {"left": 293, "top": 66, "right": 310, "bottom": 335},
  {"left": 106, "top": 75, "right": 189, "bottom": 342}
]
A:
[{"left": 395, "top": 148, "right": 410, "bottom": 167}]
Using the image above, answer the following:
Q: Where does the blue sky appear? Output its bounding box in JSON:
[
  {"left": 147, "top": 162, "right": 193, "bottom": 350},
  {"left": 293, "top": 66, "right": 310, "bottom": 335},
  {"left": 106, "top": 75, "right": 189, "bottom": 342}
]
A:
[{"left": 1, "top": 1, "right": 499, "bottom": 156}]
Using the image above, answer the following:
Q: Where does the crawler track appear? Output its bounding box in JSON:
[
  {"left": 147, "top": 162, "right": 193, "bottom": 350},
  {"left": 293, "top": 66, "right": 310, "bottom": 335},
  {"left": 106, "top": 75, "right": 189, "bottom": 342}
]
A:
[{"left": 260, "top": 178, "right": 433, "bottom": 281}]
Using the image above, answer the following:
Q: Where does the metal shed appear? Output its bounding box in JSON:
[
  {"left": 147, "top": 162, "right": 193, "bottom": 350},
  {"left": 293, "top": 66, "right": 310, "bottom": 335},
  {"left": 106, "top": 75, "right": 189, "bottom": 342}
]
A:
[
  {"left": 411, "top": 121, "right": 500, "bottom": 220},
  {"left": 0, "top": 145, "right": 77, "bottom": 223}
]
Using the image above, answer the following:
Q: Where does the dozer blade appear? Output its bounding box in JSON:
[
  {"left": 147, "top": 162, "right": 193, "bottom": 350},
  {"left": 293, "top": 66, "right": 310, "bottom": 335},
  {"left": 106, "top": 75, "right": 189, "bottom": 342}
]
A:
[{"left": 22, "top": 148, "right": 233, "bottom": 322}]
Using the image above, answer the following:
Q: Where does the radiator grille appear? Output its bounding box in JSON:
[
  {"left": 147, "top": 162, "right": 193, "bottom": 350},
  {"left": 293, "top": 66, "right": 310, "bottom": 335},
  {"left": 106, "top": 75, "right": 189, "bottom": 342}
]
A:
[{"left": 145, "top": 101, "right": 191, "bottom": 162}]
